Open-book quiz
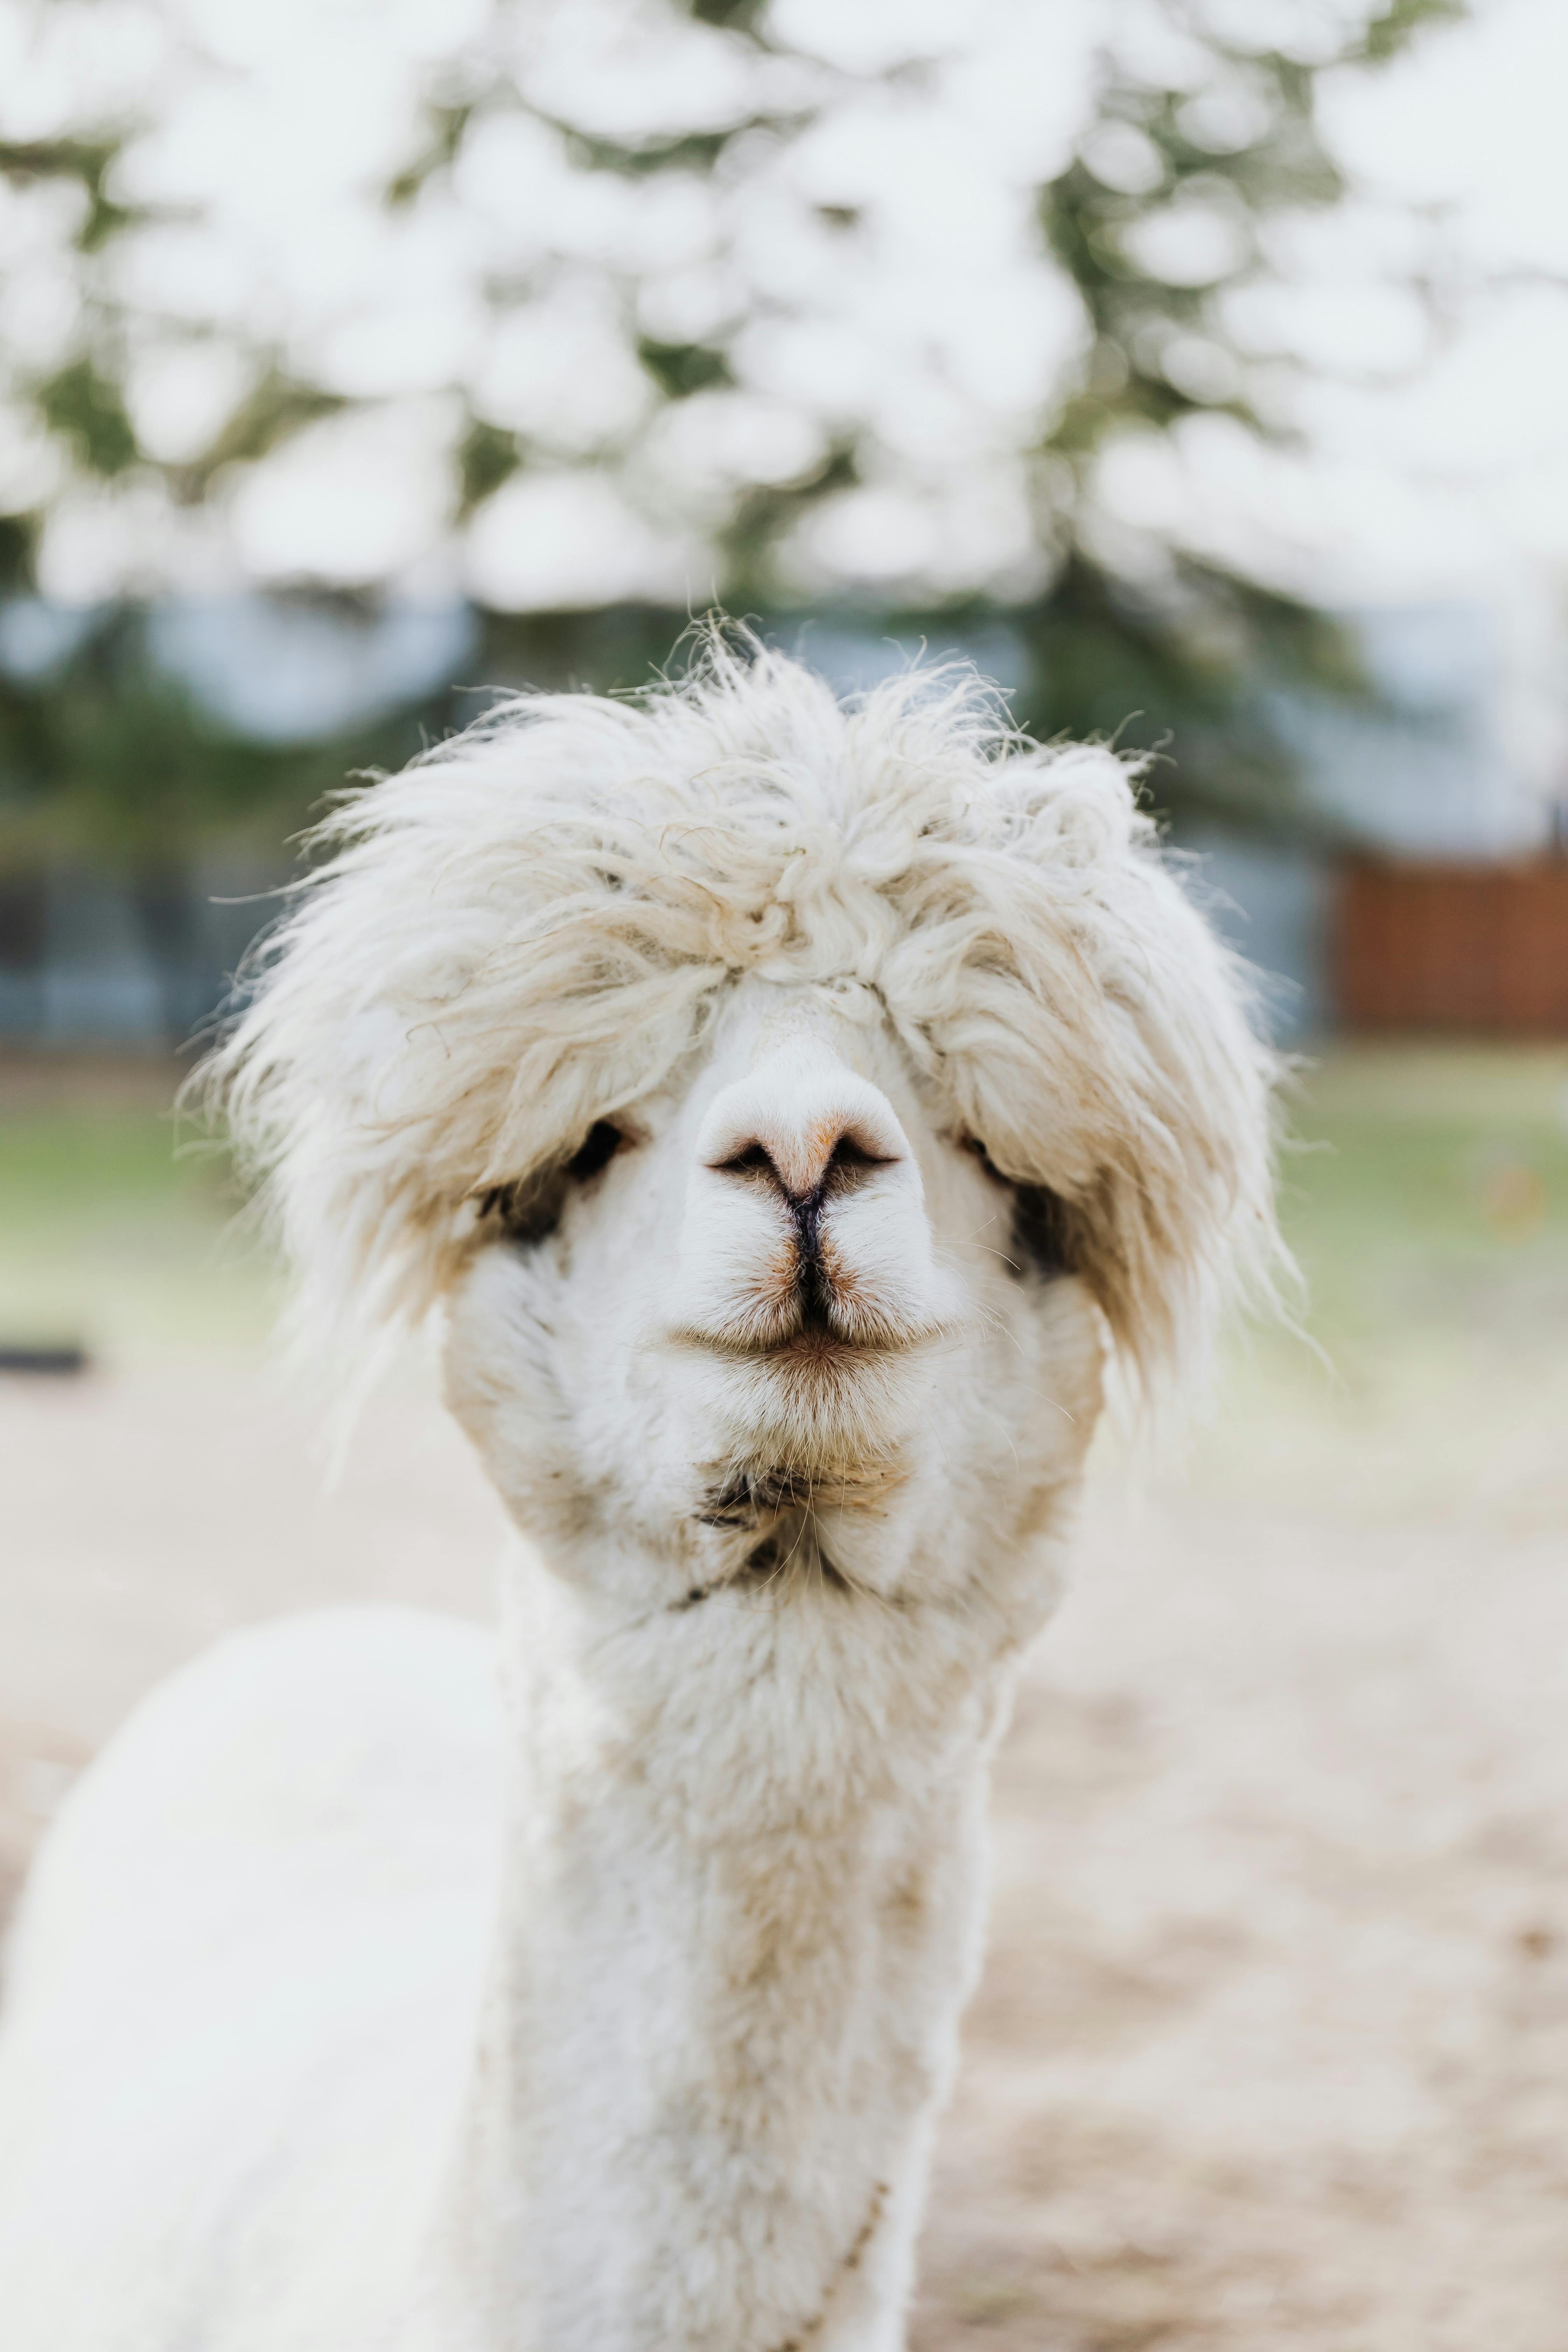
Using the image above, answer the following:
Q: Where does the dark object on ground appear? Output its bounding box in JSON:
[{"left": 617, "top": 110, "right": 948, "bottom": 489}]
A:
[{"left": 0, "top": 1345, "right": 88, "bottom": 1376}]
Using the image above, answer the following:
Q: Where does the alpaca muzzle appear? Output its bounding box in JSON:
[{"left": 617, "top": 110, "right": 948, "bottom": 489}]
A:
[
  {"left": 676, "top": 1149, "right": 950, "bottom": 1361},
  {"left": 667, "top": 1031, "right": 960, "bottom": 1382},
  {"left": 733, "top": 1133, "right": 887, "bottom": 1341}
]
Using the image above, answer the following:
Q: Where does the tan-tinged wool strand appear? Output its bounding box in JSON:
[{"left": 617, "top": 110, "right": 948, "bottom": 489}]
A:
[{"left": 197, "top": 631, "right": 1287, "bottom": 1409}]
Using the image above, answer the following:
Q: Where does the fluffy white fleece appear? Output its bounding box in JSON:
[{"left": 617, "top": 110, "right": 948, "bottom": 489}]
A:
[{"left": 205, "top": 634, "right": 1281, "bottom": 1400}]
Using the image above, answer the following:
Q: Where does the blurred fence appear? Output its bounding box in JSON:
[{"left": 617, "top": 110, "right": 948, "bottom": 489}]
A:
[
  {"left": 4, "top": 594, "right": 1566, "bottom": 1053},
  {"left": 0, "top": 865, "right": 276, "bottom": 1051},
  {"left": 1334, "top": 858, "right": 1568, "bottom": 1035},
  {"left": 7, "top": 850, "right": 1568, "bottom": 1055},
  {"left": 0, "top": 843, "right": 1332, "bottom": 1052}
]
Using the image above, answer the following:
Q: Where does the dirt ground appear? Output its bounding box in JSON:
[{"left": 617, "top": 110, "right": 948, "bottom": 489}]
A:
[{"left": 3, "top": 1048, "right": 1567, "bottom": 2348}]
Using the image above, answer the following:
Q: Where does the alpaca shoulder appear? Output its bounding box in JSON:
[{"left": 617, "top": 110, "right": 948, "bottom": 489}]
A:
[
  {"left": 6, "top": 1605, "right": 502, "bottom": 1984},
  {"left": 0, "top": 1607, "right": 503, "bottom": 2352}
]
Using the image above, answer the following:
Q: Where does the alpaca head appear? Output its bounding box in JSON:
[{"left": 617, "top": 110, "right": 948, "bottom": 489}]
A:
[
  {"left": 439, "top": 981, "right": 1110, "bottom": 1604},
  {"left": 208, "top": 638, "right": 1282, "bottom": 1604}
]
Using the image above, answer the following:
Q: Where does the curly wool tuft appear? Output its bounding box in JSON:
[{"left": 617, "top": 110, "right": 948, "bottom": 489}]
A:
[{"left": 197, "top": 634, "right": 1286, "bottom": 1403}]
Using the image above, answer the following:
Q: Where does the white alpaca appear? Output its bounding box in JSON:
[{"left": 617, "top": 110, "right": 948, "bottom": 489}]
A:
[{"left": 0, "top": 643, "right": 1280, "bottom": 2350}]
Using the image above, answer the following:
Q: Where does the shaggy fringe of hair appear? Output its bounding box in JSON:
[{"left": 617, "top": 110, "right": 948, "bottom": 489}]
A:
[{"left": 193, "top": 628, "right": 1288, "bottom": 1412}]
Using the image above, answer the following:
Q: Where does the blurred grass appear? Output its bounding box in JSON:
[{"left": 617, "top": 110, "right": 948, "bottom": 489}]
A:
[
  {"left": 0, "top": 1056, "right": 277, "bottom": 1354},
  {"left": 2, "top": 1043, "right": 1566, "bottom": 1494},
  {"left": 1281, "top": 1044, "right": 1568, "bottom": 1342},
  {"left": 1206, "top": 1043, "right": 1568, "bottom": 1520}
]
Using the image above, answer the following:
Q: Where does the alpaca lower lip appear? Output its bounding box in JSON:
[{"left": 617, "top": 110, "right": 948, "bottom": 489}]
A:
[
  {"left": 674, "top": 1329, "right": 876, "bottom": 1364},
  {"left": 764, "top": 1330, "right": 863, "bottom": 1367},
  {"left": 670, "top": 1320, "right": 930, "bottom": 1364}
]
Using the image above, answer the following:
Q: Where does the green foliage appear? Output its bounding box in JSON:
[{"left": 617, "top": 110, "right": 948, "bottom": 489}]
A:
[
  {"left": 0, "top": 135, "right": 135, "bottom": 252},
  {"left": 0, "top": 0, "right": 1466, "bottom": 851},
  {"left": 684, "top": 0, "right": 766, "bottom": 31},
  {"left": 36, "top": 356, "right": 138, "bottom": 478},
  {"left": 1355, "top": 0, "right": 1467, "bottom": 63},
  {"left": 636, "top": 339, "right": 733, "bottom": 399},
  {"left": 166, "top": 372, "right": 347, "bottom": 504},
  {"left": 0, "top": 516, "right": 36, "bottom": 595},
  {"left": 385, "top": 102, "right": 475, "bottom": 209},
  {"left": 0, "top": 608, "right": 452, "bottom": 866},
  {"left": 456, "top": 418, "right": 523, "bottom": 516}
]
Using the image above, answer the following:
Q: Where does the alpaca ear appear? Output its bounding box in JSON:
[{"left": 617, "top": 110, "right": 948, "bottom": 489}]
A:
[{"left": 886, "top": 743, "right": 1287, "bottom": 1408}]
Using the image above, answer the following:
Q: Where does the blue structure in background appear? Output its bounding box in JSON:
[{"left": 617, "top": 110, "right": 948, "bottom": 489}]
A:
[{"left": 0, "top": 598, "right": 1548, "bottom": 1051}]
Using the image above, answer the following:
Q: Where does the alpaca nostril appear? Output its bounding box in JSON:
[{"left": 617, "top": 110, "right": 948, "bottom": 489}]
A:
[
  {"left": 824, "top": 1134, "right": 887, "bottom": 1177},
  {"left": 716, "top": 1129, "right": 892, "bottom": 1204},
  {"left": 720, "top": 1140, "right": 783, "bottom": 1185}
]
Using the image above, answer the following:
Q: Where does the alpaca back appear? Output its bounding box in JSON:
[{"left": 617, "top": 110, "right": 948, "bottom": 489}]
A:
[{"left": 0, "top": 1608, "right": 502, "bottom": 2352}]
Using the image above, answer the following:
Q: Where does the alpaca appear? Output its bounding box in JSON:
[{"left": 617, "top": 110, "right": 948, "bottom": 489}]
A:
[{"left": 0, "top": 641, "right": 1280, "bottom": 2351}]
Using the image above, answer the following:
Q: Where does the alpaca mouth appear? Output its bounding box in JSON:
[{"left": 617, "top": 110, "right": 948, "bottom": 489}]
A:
[
  {"left": 673, "top": 1313, "right": 936, "bottom": 1366},
  {"left": 748, "top": 1279, "right": 883, "bottom": 1361},
  {"left": 672, "top": 1270, "right": 946, "bottom": 1364},
  {"left": 671, "top": 1176, "right": 952, "bottom": 1362}
]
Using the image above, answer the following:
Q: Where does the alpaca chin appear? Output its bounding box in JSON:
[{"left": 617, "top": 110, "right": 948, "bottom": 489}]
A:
[{"left": 690, "top": 1337, "right": 941, "bottom": 1486}]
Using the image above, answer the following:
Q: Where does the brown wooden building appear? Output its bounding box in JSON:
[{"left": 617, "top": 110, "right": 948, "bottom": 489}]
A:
[{"left": 1332, "top": 858, "right": 1568, "bottom": 1035}]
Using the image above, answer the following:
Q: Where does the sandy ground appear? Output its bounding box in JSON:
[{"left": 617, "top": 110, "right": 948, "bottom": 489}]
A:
[{"left": 3, "top": 1322, "right": 1567, "bottom": 2352}]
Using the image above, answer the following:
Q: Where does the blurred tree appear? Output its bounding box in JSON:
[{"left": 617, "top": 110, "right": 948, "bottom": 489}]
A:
[
  {"left": 0, "top": 0, "right": 1463, "bottom": 850},
  {"left": 0, "top": 606, "right": 449, "bottom": 864}
]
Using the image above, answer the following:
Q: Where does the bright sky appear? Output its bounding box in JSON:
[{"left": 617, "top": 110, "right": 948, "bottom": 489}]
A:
[{"left": 1, "top": 0, "right": 1567, "bottom": 698}]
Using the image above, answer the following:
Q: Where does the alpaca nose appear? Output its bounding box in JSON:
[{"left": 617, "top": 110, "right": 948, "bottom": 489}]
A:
[
  {"left": 717, "top": 1128, "right": 887, "bottom": 1204},
  {"left": 696, "top": 1046, "right": 911, "bottom": 1204}
]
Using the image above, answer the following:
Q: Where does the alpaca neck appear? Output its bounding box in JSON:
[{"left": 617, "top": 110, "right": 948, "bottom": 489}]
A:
[{"left": 429, "top": 1516, "right": 1034, "bottom": 2352}]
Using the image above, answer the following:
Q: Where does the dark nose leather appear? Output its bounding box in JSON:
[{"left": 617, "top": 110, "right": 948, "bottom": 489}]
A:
[{"left": 715, "top": 1130, "right": 886, "bottom": 1205}]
